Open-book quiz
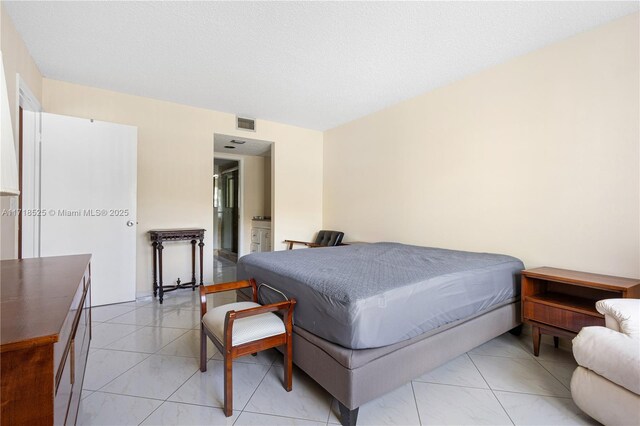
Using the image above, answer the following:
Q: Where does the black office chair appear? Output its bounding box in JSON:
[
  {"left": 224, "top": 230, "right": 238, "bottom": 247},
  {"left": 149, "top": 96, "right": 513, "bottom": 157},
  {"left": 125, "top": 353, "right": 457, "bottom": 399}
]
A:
[{"left": 284, "top": 230, "right": 344, "bottom": 250}]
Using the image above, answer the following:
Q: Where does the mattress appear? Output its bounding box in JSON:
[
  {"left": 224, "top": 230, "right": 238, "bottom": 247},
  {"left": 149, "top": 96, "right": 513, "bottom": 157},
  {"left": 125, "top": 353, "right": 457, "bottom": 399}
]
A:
[{"left": 237, "top": 242, "right": 523, "bottom": 349}]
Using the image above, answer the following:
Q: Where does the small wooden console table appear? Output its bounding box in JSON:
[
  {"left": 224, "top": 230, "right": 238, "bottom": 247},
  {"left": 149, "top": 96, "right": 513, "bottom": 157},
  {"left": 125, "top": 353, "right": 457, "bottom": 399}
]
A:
[{"left": 149, "top": 228, "right": 205, "bottom": 304}]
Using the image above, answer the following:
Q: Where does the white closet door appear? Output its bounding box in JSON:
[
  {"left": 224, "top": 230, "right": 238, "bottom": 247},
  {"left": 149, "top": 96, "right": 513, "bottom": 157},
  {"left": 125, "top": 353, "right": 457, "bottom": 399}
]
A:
[{"left": 41, "top": 113, "right": 137, "bottom": 306}]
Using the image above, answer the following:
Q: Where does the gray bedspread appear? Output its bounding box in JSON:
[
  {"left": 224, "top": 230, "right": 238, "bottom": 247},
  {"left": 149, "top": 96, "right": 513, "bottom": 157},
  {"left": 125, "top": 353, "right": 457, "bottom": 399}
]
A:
[{"left": 237, "top": 242, "right": 523, "bottom": 349}]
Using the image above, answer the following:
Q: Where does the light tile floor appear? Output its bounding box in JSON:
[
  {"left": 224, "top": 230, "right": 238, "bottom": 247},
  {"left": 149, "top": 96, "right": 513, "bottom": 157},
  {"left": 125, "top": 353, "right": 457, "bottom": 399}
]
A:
[{"left": 79, "top": 259, "right": 598, "bottom": 425}]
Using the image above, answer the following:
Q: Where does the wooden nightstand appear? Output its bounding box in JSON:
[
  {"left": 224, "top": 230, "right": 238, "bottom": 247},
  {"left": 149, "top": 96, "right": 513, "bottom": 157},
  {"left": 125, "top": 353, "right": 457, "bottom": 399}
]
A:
[{"left": 521, "top": 267, "right": 640, "bottom": 356}]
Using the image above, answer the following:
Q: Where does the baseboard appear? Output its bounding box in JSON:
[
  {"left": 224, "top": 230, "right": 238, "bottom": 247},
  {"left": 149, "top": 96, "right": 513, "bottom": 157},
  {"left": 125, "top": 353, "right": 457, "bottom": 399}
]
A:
[{"left": 136, "top": 290, "right": 153, "bottom": 300}]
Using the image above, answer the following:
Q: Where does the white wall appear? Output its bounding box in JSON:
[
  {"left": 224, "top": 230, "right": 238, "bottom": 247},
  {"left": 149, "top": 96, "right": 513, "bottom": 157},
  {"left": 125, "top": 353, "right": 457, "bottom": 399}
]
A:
[
  {"left": 43, "top": 79, "right": 323, "bottom": 297},
  {"left": 323, "top": 13, "right": 640, "bottom": 278}
]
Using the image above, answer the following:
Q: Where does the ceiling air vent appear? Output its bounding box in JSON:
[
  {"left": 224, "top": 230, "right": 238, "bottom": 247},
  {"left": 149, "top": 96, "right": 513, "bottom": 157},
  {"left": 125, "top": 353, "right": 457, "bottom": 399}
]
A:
[{"left": 236, "top": 116, "right": 256, "bottom": 132}]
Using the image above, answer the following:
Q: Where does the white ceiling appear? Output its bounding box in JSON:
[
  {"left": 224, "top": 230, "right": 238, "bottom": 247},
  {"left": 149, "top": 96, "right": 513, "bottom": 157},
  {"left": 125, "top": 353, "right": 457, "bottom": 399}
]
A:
[
  {"left": 214, "top": 133, "right": 272, "bottom": 157},
  {"left": 4, "top": 1, "right": 638, "bottom": 131}
]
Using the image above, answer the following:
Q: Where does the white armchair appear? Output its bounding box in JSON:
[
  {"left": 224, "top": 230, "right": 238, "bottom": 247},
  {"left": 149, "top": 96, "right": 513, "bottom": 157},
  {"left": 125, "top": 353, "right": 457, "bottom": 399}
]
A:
[{"left": 571, "top": 299, "right": 640, "bottom": 425}]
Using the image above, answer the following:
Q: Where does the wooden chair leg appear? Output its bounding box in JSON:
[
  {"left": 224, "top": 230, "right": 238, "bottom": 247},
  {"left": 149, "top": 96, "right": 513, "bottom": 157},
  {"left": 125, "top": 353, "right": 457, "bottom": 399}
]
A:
[
  {"left": 200, "top": 328, "right": 207, "bottom": 372},
  {"left": 553, "top": 336, "right": 559, "bottom": 348},
  {"left": 284, "top": 339, "right": 293, "bottom": 392},
  {"left": 224, "top": 353, "right": 233, "bottom": 417}
]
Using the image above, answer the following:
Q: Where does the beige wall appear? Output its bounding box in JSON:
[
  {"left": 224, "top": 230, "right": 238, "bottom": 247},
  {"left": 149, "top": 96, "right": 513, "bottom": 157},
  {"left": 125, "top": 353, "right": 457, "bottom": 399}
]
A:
[
  {"left": 323, "top": 13, "right": 640, "bottom": 278},
  {"left": 0, "top": 5, "right": 42, "bottom": 131},
  {"left": 43, "top": 79, "right": 322, "bottom": 297},
  {"left": 0, "top": 4, "right": 43, "bottom": 260},
  {"left": 264, "top": 155, "right": 272, "bottom": 216},
  {"left": 238, "top": 155, "right": 265, "bottom": 254}
]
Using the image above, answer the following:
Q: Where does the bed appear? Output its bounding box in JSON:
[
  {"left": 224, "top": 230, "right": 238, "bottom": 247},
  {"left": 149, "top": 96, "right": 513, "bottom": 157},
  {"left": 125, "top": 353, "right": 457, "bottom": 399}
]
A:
[{"left": 237, "top": 242, "right": 524, "bottom": 425}]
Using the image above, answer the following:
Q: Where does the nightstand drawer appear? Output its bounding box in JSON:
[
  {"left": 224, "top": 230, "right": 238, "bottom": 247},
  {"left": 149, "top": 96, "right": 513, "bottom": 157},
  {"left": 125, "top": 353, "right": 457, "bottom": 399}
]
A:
[{"left": 524, "top": 301, "right": 604, "bottom": 332}]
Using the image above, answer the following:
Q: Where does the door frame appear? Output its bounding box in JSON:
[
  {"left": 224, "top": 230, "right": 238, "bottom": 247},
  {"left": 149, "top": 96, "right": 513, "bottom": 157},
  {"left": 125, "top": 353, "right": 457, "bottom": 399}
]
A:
[
  {"left": 213, "top": 154, "right": 244, "bottom": 258},
  {"left": 16, "top": 74, "right": 42, "bottom": 259}
]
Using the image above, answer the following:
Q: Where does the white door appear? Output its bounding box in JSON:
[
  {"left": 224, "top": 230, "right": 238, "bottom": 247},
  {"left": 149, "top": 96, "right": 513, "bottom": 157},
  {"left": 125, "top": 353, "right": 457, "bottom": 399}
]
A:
[{"left": 40, "top": 113, "right": 137, "bottom": 306}]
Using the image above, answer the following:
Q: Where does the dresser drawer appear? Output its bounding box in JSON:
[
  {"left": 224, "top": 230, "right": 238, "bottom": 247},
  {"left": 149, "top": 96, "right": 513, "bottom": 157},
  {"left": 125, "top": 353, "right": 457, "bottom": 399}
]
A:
[
  {"left": 84, "top": 282, "right": 92, "bottom": 341},
  {"left": 54, "top": 280, "right": 85, "bottom": 383},
  {"left": 66, "top": 327, "right": 90, "bottom": 425},
  {"left": 524, "top": 301, "right": 604, "bottom": 332},
  {"left": 54, "top": 342, "right": 73, "bottom": 425}
]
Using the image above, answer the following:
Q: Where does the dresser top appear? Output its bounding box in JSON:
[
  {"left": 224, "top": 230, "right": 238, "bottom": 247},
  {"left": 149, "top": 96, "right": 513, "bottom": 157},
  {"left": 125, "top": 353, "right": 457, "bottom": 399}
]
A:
[{"left": 1, "top": 254, "right": 91, "bottom": 351}]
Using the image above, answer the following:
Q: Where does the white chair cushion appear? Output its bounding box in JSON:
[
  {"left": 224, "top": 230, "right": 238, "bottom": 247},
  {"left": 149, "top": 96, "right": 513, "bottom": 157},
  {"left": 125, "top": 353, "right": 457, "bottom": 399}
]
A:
[
  {"left": 596, "top": 299, "right": 640, "bottom": 338},
  {"left": 571, "top": 365, "right": 640, "bottom": 426},
  {"left": 572, "top": 326, "right": 640, "bottom": 394},
  {"left": 202, "top": 301, "right": 286, "bottom": 347}
]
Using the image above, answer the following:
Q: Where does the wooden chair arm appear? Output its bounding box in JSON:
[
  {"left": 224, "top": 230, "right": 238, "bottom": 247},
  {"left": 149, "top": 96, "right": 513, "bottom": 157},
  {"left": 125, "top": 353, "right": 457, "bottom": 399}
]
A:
[
  {"left": 228, "top": 299, "right": 296, "bottom": 320},
  {"left": 200, "top": 279, "right": 257, "bottom": 317},
  {"left": 283, "top": 239, "right": 309, "bottom": 245},
  {"left": 224, "top": 299, "right": 297, "bottom": 350},
  {"left": 284, "top": 239, "right": 319, "bottom": 250},
  {"left": 201, "top": 279, "right": 255, "bottom": 295}
]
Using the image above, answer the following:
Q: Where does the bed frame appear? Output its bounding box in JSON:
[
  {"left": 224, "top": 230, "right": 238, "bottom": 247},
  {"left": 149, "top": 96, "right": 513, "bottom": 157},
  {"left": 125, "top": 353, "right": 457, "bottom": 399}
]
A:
[{"left": 238, "top": 289, "right": 521, "bottom": 426}]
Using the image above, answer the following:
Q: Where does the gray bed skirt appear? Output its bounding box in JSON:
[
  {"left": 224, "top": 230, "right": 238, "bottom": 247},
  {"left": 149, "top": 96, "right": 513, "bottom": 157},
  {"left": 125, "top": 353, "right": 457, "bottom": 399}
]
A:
[
  {"left": 238, "top": 288, "right": 520, "bottom": 420},
  {"left": 291, "top": 301, "right": 520, "bottom": 411}
]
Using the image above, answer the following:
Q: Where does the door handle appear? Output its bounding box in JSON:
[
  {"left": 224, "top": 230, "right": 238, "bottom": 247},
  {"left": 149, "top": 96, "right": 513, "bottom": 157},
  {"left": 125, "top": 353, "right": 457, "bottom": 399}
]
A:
[{"left": 127, "top": 220, "right": 135, "bottom": 227}]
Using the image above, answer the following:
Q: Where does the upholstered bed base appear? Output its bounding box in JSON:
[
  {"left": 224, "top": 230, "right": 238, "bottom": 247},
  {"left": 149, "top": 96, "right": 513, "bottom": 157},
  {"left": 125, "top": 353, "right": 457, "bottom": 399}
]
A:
[
  {"left": 238, "top": 289, "right": 520, "bottom": 426},
  {"left": 292, "top": 301, "right": 519, "bottom": 412}
]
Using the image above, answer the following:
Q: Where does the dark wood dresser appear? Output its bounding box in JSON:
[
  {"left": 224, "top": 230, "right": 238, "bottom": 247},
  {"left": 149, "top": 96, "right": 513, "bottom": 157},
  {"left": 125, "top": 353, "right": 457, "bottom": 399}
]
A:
[{"left": 1, "top": 255, "right": 92, "bottom": 425}]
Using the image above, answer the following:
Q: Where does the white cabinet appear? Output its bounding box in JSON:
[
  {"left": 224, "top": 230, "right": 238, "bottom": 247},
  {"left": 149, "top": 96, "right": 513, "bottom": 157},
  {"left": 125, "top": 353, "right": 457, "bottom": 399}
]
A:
[{"left": 250, "top": 220, "right": 272, "bottom": 253}]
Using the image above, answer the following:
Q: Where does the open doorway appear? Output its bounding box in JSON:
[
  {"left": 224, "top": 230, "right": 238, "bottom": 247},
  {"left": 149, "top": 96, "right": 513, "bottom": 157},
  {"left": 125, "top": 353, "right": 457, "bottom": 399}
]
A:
[
  {"left": 213, "top": 134, "right": 273, "bottom": 268},
  {"left": 214, "top": 159, "right": 239, "bottom": 262}
]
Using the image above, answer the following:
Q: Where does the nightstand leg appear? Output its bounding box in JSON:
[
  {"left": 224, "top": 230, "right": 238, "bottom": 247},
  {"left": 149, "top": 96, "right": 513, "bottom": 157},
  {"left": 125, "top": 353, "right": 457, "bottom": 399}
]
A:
[
  {"left": 553, "top": 336, "right": 559, "bottom": 348},
  {"left": 532, "top": 326, "right": 541, "bottom": 356}
]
